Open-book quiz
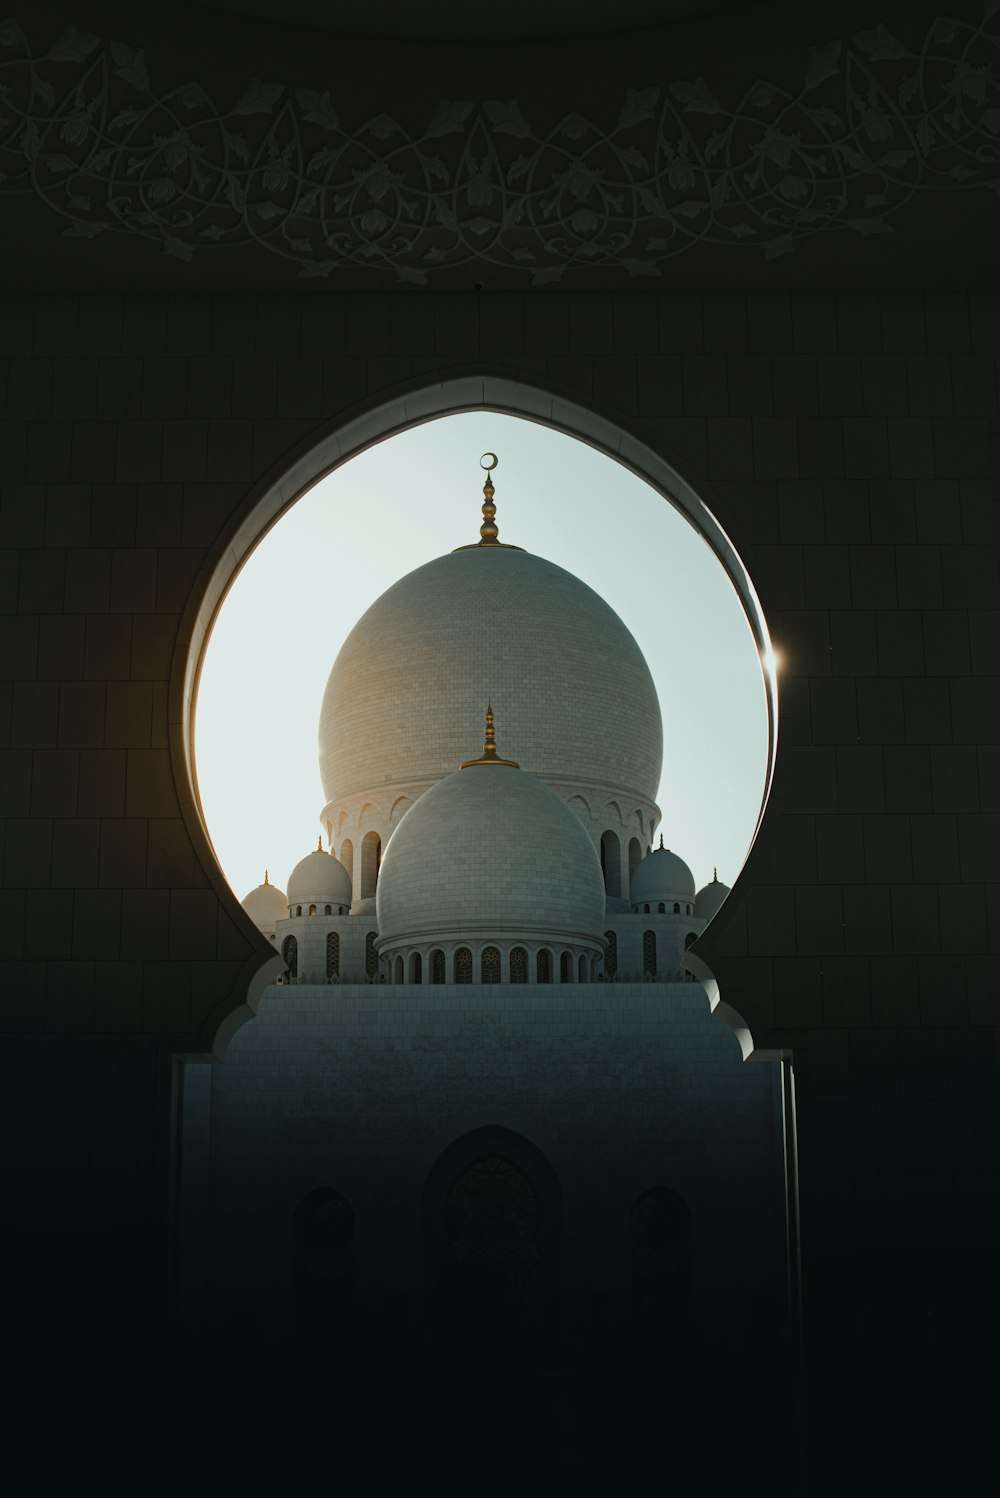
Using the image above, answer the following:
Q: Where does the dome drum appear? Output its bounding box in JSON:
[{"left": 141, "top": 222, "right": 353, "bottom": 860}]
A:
[{"left": 376, "top": 936, "right": 604, "bottom": 986}]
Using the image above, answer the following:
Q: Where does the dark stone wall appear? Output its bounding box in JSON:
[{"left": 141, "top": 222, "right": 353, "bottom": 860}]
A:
[{"left": 1, "top": 287, "right": 997, "bottom": 1452}]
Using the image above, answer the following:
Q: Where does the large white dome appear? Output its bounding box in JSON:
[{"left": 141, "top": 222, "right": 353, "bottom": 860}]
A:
[
  {"left": 376, "top": 762, "right": 606, "bottom": 949},
  {"left": 319, "top": 547, "right": 662, "bottom": 809}
]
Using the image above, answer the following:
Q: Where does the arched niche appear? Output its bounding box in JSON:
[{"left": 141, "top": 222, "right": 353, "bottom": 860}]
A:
[
  {"left": 171, "top": 368, "right": 778, "bottom": 1061},
  {"left": 420, "top": 1125, "right": 565, "bottom": 1343}
]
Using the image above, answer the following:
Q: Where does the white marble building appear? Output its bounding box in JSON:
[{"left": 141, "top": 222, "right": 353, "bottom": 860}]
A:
[
  {"left": 245, "top": 461, "right": 731, "bottom": 985},
  {"left": 183, "top": 459, "right": 783, "bottom": 1345}
]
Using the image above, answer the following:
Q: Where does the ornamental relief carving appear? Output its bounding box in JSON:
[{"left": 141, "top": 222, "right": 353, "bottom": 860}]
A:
[{"left": 0, "top": 7, "right": 998, "bottom": 284}]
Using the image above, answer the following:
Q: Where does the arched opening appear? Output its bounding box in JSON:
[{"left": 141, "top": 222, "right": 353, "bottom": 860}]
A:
[
  {"left": 325, "top": 930, "right": 339, "bottom": 980},
  {"left": 365, "top": 931, "right": 378, "bottom": 980},
  {"left": 630, "top": 1185, "right": 693, "bottom": 1333},
  {"left": 184, "top": 380, "right": 777, "bottom": 1063},
  {"left": 481, "top": 946, "right": 501, "bottom": 984},
  {"left": 657, "top": 902, "right": 665, "bottom": 913},
  {"left": 292, "top": 1188, "right": 355, "bottom": 1319},
  {"left": 560, "top": 951, "right": 572, "bottom": 984},
  {"left": 421, "top": 1126, "right": 563, "bottom": 1348},
  {"left": 339, "top": 839, "right": 354, "bottom": 897},
  {"left": 430, "top": 949, "right": 445, "bottom": 985},
  {"left": 455, "top": 947, "right": 472, "bottom": 984},
  {"left": 600, "top": 830, "right": 621, "bottom": 899},
  {"left": 281, "top": 934, "right": 297, "bottom": 978},
  {"left": 604, "top": 931, "right": 617, "bottom": 980},
  {"left": 324, "top": 904, "right": 332, "bottom": 915},
  {"left": 360, "top": 831, "right": 381, "bottom": 899},
  {"left": 536, "top": 949, "right": 552, "bottom": 985},
  {"left": 389, "top": 796, "right": 414, "bottom": 827},
  {"left": 394, "top": 954, "right": 404, "bottom": 984},
  {"left": 510, "top": 947, "right": 527, "bottom": 984},
  {"left": 578, "top": 954, "right": 587, "bottom": 983},
  {"left": 409, "top": 952, "right": 422, "bottom": 985},
  {"left": 628, "top": 836, "right": 642, "bottom": 891},
  {"left": 643, "top": 930, "right": 657, "bottom": 977},
  {"left": 308, "top": 904, "right": 316, "bottom": 916}
]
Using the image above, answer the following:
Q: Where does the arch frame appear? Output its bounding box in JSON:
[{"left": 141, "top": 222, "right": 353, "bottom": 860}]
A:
[{"left": 170, "top": 366, "right": 778, "bottom": 1059}]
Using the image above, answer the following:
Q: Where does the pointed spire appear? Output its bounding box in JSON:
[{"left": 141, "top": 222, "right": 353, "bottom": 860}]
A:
[
  {"left": 461, "top": 703, "right": 520, "bottom": 768},
  {"left": 483, "top": 701, "right": 497, "bottom": 758},
  {"left": 659, "top": 833, "right": 664, "bottom": 850},
  {"left": 713, "top": 866, "right": 718, "bottom": 882},
  {"left": 317, "top": 834, "right": 323, "bottom": 853},
  {"left": 453, "top": 453, "right": 523, "bottom": 552},
  {"left": 264, "top": 869, "right": 269, "bottom": 885}
]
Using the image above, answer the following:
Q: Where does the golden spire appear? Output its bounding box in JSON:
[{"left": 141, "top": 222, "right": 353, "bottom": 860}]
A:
[
  {"left": 461, "top": 703, "right": 520, "bottom": 769},
  {"left": 317, "top": 835, "right": 323, "bottom": 852},
  {"left": 264, "top": 869, "right": 269, "bottom": 885},
  {"left": 453, "top": 453, "right": 524, "bottom": 552},
  {"left": 480, "top": 455, "right": 499, "bottom": 544}
]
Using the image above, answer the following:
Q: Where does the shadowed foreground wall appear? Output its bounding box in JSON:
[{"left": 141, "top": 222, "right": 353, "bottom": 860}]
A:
[{"left": 1, "top": 288, "right": 997, "bottom": 1445}]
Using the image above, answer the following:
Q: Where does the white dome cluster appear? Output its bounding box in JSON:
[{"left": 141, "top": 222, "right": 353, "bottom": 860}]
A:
[{"left": 249, "top": 461, "right": 734, "bottom": 986}]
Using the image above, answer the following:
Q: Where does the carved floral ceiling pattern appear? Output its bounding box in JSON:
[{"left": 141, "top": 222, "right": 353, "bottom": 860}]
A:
[{"left": 0, "top": 7, "right": 998, "bottom": 284}]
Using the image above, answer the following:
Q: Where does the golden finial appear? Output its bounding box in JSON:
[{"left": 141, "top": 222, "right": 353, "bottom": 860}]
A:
[
  {"left": 264, "top": 869, "right": 269, "bottom": 885},
  {"left": 480, "top": 453, "right": 499, "bottom": 544},
  {"left": 461, "top": 703, "right": 520, "bottom": 769},
  {"left": 317, "top": 835, "right": 323, "bottom": 853},
  {"left": 713, "top": 866, "right": 718, "bottom": 882},
  {"left": 453, "top": 453, "right": 524, "bottom": 552},
  {"left": 659, "top": 834, "right": 664, "bottom": 850}
]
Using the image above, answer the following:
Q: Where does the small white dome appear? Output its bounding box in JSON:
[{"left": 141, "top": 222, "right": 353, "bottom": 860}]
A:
[
  {"left": 376, "top": 762, "right": 605, "bottom": 948},
  {"left": 241, "top": 876, "right": 287, "bottom": 936},
  {"left": 631, "top": 842, "right": 696, "bottom": 907},
  {"left": 695, "top": 870, "right": 731, "bottom": 923},
  {"left": 286, "top": 845, "right": 352, "bottom": 908}
]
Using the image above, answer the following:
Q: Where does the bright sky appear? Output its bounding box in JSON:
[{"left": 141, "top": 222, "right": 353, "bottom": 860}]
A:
[{"left": 196, "top": 412, "right": 769, "bottom": 903}]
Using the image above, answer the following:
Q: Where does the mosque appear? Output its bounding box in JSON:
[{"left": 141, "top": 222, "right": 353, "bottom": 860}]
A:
[{"left": 178, "top": 456, "right": 788, "bottom": 1358}]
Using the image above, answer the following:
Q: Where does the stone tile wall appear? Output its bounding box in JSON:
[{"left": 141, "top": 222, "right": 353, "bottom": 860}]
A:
[
  {"left": 1, "top": 288, "right": 997, "bottom": 1350},
  {"left": 180, "top": 979, "right": 784, "bottom": 1341}
]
